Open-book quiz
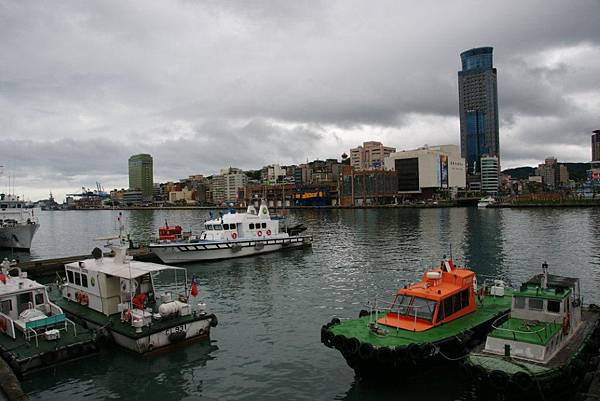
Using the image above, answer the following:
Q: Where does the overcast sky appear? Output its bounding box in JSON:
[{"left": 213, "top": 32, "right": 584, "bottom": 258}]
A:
[{"left": 1, "top": 0, "right": 599, "bottom": 200}]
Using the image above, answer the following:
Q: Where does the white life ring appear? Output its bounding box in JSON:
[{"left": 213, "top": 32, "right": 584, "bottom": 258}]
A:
[
  {"left": 232, "top": 232, "right": 238, "bottom": 239},
  {"left": 257, "top": 231, "right": 263, "bottom": 237},
  {"left": 266, "top": 229, "right": 272, "bottom": 236}
]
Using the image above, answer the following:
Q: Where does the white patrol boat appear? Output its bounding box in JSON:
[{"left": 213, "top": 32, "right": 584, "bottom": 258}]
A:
[
  {"left": 0, "top": 194, "right": 40, "bottom": 250},
  {"left": 0, "top": 259, "right": 97, "bottom": 375},
  {"left": 49, "top": 235, "right": 218, "bottom": 354},
  {"left": 149, "top": 202, "right": 313, "bottom": 264}
]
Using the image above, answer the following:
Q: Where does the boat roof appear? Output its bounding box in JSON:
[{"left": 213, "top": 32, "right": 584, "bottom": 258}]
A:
[
  {"left": 399, "top": 268, "right": 474, "bottom": 301},
  {"left": 65, "top": 257, "right": 185, "bottom": 280},
  {"left": 514, "top": 283, "right": 572, "bottom": 301},
  {"left": 0, "top": 275, "right": 45, "bottom": 296},
  {"left": 526, "top": 273, "right": 579, "bottom": 289}
]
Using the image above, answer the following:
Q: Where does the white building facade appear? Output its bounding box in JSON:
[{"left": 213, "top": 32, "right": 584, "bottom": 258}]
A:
[{"left": 384, "top": 145, "right": 466, "bottom": 195}]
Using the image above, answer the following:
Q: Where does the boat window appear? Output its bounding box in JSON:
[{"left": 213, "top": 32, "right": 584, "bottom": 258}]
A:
[
  {"left": 528, "top": 298, "right": 543, "bottom": 311},
  {"left": 393, "top": 295, "right": 437, "bottom": 323},
  {"left": 214, "top": 224, "right": 223, "bottom": 230},
  {"left": 514, "top": 297, "right": 525, "bottom": 309},
  {"left": 547, "top": 300, "right": 560, "bottom": 313},
  {"left": 74, "top": 272, "right": 81, "bottom": 286},
  {"left": 223, "top": 224, "right": 229, "bottom": 230},
  {"left": 249, "top": 223, "right": 255, "bottom": 229},
  {"left": 35, "top": 293, "right": 44, "bottom": 305},
  {"left": 81, "top": 274, "right": 88, "bottom": 288},
  {"left": 441, "top": 289, "right": 470, "bottom": 320},
  {"left": 261, "top": 223, "right": 267, "bottom": 229},
  {"left": 207, "top": 225, "right": 213, "bottom": 230},
  {"left": 1, "top": 299, "right": 11, "bottom": 314},
  {"left": 67, "top": 270, "right": 74, "bottom": 283},
  {"left": 230, "top": 223, "right": 236, "bottom": 229}
]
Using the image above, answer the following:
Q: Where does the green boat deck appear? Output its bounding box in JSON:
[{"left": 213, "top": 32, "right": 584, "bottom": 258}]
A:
[
  {"left": 49, "top": 286, "right": 210, "bottom": 339},
  {"left": 0, "top": 322, "right": 95, "bottom": 361},
  {"left": 488, "top": 317, "right": 561, "bottom": 345},
  {"left": 330, "top": 290, "right": 513, "bottom": 347}
]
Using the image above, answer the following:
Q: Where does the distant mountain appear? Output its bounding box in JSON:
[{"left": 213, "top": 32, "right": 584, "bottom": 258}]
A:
[{"left": 502, "top": 163, "right": 591, "bottom": 182}]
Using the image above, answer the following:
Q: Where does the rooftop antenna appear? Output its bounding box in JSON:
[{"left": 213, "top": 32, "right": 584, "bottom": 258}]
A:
[{"left": 541, "top": 261, "right": 549, "bottom": 289}]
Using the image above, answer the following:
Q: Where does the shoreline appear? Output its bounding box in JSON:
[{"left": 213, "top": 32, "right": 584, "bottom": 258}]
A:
[{"left": 43, "top": 201, "right": 600, "bottom": 211}]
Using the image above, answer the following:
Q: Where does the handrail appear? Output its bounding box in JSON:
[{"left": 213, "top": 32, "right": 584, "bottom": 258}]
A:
[{"left": 490, "top": 313, "right": 555, "bottom": 342}]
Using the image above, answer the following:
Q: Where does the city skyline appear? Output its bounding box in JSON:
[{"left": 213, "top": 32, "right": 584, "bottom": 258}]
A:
[{"left": 1, "top": 1, "right": 600, "bottom": 200}]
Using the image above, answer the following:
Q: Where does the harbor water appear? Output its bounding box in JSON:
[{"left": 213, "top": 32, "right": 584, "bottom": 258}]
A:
[{"left": 7, "top": 208, "right": 600, "bottom": 401}]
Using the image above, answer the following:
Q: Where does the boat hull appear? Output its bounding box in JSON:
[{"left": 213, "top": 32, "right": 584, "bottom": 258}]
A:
[
  {"left": 150, "top": 236, "right": 312, "bottom": 264},
  {"left": 0, "top": 223, "right": 39, "bottom": 249},
  {"left": 463, "top": 308, "right": 600, "bottom": 400}
]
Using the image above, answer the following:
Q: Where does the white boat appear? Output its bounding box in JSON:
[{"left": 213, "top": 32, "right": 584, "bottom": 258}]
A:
[
  {"left": 477, "top": 196, "right": 495, "bottom": 208},
  {"left": 0, "top": 194, "right": 39, "bottom": 249},
  {"left": 149, "top": 201, "right": 313, "bottom": 264},
  {"left": 0, "top": 259, "right": 97, "bottom": 375},
  {"left": 51, "top": 235, "right": 217, "bottom": 354}
]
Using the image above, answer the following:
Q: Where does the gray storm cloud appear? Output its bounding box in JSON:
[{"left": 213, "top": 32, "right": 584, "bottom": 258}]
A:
[{"left": 0, "top": 0, "right": 599, "bottom": 199}]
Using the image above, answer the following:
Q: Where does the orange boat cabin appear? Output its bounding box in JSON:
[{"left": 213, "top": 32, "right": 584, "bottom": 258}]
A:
[{"left": 377, "top": 260, "right": 476, "bottom": 332}]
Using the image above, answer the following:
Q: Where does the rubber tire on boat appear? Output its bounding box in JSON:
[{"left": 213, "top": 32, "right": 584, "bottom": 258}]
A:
[
  {"left": 376, "top": 346, "right": 394, "bottom": 364},
  {"left": 588, "top": 356, "right": 600, "bottom": 369},
  {"left": 489, "top": 370, "right": 509, "bottom": 391},
  {"left": 407, "top": 343, "right": 423, "bottom": 363},
  {"left": 358, "top": 342, "right": 375, "bottom": 360},
  {"left": 470, "top": 364, "right": 487, "bottom": 383},
  {"left": 320, "top": 325, "right": 328, "bottom": 343},
  {"left": 323, "top": 330, "right": 335, "bottom": 348},
  {"left": 344, "top": 337, "right": 360, "bottom": 356},
  {"left": 333, "top": 334, "right": 347, "bottom": 351},
  {"left": 210, "top": 315, "right": 218, "bottom": 327},
  {"left": 583, "top": 372, "right": 595, "bottom": 388},
  {"left": 511, "top": 371, "right": 534, "bottom": 392},
  {"left": 422, "top": 342, "right": 436, "bottom": 358},
  {"left": 330, "top": 318, "right": 341, "bottom": 325},
  {"left": 358, "top": 310, "right": 370, "bottom": 318}
]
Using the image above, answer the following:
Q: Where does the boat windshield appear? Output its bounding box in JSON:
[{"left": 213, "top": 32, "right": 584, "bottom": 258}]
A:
[{"left": 393, "top": 295, "right": 437, "bottom": 323}]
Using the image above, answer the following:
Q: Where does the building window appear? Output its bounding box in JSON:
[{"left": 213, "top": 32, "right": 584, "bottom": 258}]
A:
[
  {"left": 67, "top": 270, "right": 74, "bottom": 283},
  {"left": 547, "top": 300, "right": 560, "bottom": 313},
  {"left": 528, "top": 298, "right": 543, "bottom": 311},
  {"left": 35, "top": 293, "right": 44, "bottom": 305}
]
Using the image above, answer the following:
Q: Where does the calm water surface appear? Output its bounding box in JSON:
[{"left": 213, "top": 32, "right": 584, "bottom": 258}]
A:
[{"left": 8, "top": 208, "right": 600, "bottom": 401}]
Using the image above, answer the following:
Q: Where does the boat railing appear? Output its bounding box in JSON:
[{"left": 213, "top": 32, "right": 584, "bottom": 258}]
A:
[
  {"left": 24, "top": 313, "right": 77, "bottom": 347},
  {"left": 490, "top": 313, "right": 555, "bottom": 343},
  {"left": 364, "top": 298, "right": 428, "bottom": 331}
]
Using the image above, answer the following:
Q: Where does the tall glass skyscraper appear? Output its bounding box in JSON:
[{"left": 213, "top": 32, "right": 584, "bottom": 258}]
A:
[
  {"left": 128, "top": 154, "right": 154, "bottom": 201},
  {"left": 458, "top": 47, "right": 499, "bottom": 185}
]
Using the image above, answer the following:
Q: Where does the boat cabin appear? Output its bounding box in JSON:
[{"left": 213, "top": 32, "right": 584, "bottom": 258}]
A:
[
  {"left": 483, "top": 263, "right": 581, "bottom": 363},
  {"left": 377, "top": 259, "right": 479, "bottom": 332},
  {"left": 0, "top": 260, "right": 71, "bottom": 344},
  {"left": 199, "top": 203, "right": 280, "bottom": 242},
  {"left": 61, "top": 246, "right": 193, "bottom": 330}
]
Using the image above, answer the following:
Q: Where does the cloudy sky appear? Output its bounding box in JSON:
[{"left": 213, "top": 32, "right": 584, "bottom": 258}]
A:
[{"left": 1, "top": 0, "right": 599, "bottom": 200}]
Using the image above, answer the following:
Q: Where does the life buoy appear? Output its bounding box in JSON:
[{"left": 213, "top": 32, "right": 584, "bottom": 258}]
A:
[
  {"left": 257, "top": 231, "right": 263, "bottom": 237},
  {"left": 266, "top": 229, "right": 271, "bottom": 236},
  {"left": 231, "top": 232, "right": 237, "bottom": 240},
  {"left": 0, "top": 318, "right": 6, "bottom": 332},
  {"left": 79, "top": 293, "right": 89, "bottom": 305}
]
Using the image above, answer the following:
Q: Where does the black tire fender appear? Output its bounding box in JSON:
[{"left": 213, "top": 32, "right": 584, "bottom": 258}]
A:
[
  {"left": 358, "top": 342, "right": 375, "bottom": 360},
  {"left": 377, "top": 346, "right": 393, "bottom": 364},
  {"left": 489, "top": 370, "right": 509, "bottom": 390},
  {"left": 511, "top": 371, "right": 533, "bottom": 392},
  {"left": 333, "top": 334, "right": 347, "bottom": 350},
  {"left": 344, "top": 337, "right": 360, "bottom": 355},
  {"left": 323, "top": 330, "right": 334, "bottom": 347},
  {"left": 358, "top": 310, "right": 370, "bottom": 318}
]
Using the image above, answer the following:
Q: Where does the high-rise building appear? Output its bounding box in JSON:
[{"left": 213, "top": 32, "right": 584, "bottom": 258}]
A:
[
  {"left": 210, "top": 167, "right": 247, "bottom": 205},
  {"left": 592, "top": 130, "right": 600, "bottom": 161},
  {"left": 458, "top": 47, "right": 500, "bottom": 187},
  {"left": 480, "top": 155, "right": 500, "bottom": 194},
  {"left": 536, "top": 157, "right": 569, "bottom": 189},
  {"left": 128, "top": 154, "right": 153, "bottom": 201},
  {"left": 350, "top": 141, "right": 396, "bottom": 170}
]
